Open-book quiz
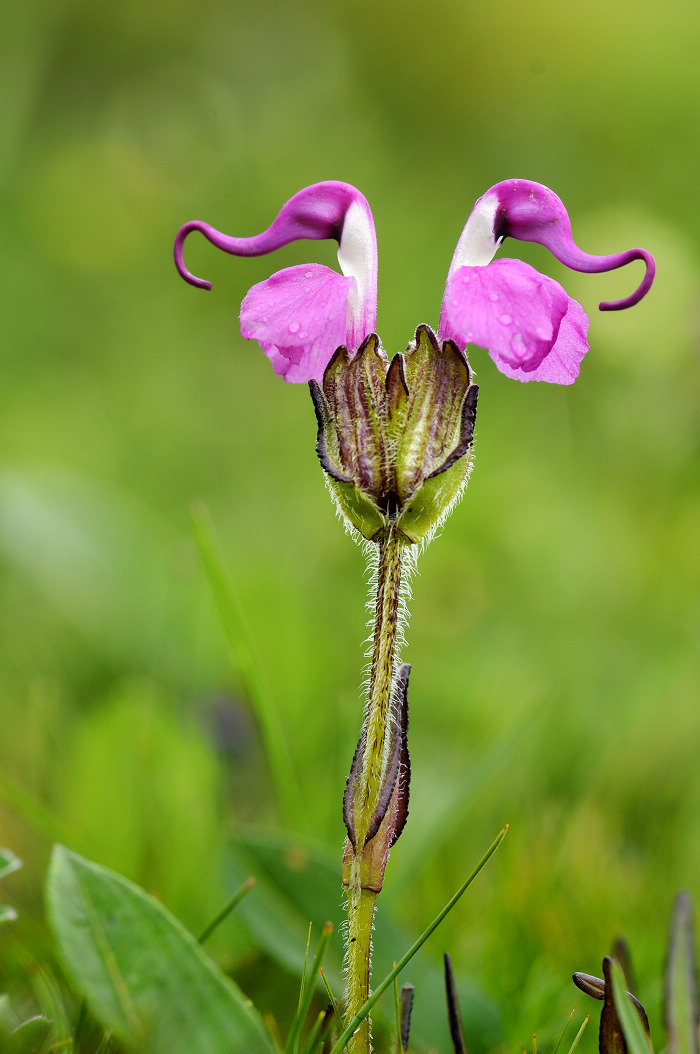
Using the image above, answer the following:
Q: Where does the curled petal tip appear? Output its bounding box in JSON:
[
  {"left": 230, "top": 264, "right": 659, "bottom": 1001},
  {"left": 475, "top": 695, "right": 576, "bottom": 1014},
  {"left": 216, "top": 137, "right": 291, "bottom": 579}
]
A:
[
  {"left": 598, "top": 248, "right": 656, "bottom": 311},
  {"left": 174, "top": 221, "right": 214, "bottom": 290}
]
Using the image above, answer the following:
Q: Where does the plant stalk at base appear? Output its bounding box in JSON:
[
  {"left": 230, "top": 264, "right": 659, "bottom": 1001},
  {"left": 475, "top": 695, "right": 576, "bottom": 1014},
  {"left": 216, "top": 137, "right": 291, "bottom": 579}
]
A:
[{"left": 343, "top": 527, "right": 410, "bottom": 1053}]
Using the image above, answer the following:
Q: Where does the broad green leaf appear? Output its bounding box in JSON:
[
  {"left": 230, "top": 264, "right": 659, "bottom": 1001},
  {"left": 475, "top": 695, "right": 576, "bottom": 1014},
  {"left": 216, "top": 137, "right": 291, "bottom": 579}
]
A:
[
  {"left": 0, "top": 848, "right": 22, "bottom": 880},
  {"left": 47, "top": 845, "right": 275, "bottom": 1054},
  {"left": 0, "top": 905, "right": 18, "bottom": 924},
  {"left": 4, "top": 1016, "right": 52, "bottom": 1054},
  {"left": 665, "top": 893, "right": 699, "bottom": 1054}
]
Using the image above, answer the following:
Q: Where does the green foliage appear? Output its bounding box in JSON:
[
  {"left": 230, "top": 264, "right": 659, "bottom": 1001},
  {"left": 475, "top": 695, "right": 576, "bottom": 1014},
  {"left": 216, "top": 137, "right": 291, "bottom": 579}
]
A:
[
  {"left": 0, "top": 850, "right": 22, "bottom": 881},
  {"left": 46, "top": 846, "right": 275, "bottom": 1054},
  {"left": 1, "top": 1016, "right": 53, "bottom": 1054},
  {"left": 665, "top": 895, "right": 699, "bottom": 1054},
  {"left": 609, "top": 963, "right": 650, "bottom": 1054},
  {"left": 0, "top": 849, "right": 21, "bottom": 926}
]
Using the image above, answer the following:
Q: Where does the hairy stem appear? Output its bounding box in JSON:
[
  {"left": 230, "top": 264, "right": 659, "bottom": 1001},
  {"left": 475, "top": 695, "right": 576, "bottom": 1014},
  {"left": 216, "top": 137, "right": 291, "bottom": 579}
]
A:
[{"left": 345, "top": 527, "right": 405, "bottom": 1053}]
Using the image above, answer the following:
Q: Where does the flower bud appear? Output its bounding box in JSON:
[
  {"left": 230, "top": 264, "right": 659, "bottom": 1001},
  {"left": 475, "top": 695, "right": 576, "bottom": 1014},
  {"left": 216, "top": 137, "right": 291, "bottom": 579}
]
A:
[
  {"left": 342, "top": 664, "right": 411, "bottom": 893},
  {"left": 310, "top": 324, "right": 478, "bottom": 543}
]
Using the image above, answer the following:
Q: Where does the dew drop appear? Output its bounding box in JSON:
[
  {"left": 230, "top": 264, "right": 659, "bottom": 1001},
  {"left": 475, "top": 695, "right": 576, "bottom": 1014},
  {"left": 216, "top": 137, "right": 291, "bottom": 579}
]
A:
[
  {"left": 288, "top": 321, "right": 301, "bottom": 334},
  {"left": 510, "top": 333, "right": 526, "bottom": 362},
  {"left": 498, "top": 313, "right": 513, "bottom": 325},
  {"left": 304, "top": 271, "right": 313, "bottom": 279},
  {"left": 489, "top": 292, "right": 499, "bottom": 302},
  {"left": 299, "top": 331, "right": 308, "bottom": 340}
]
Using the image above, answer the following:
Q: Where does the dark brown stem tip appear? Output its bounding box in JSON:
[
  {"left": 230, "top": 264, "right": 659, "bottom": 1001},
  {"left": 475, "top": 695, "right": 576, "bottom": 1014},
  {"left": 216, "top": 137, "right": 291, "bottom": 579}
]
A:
[
  {"left": 444, "top": 953, "right": 468, "bottom": 1054},
  {"left": 399, "top": 983, "right": 415, "bottom": 1052}
]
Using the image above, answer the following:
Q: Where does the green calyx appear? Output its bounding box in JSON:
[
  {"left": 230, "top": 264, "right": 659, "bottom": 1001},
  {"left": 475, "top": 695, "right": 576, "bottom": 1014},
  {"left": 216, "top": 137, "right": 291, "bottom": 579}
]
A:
[{"left": 309, "top": 324, "right": 478, "bottom": 543}]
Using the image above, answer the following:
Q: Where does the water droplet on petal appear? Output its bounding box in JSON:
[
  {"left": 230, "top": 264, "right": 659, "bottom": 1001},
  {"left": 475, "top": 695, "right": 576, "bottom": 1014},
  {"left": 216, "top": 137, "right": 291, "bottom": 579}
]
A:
[
  {"left": 299, "top": 331, "right": 308, "bottom": 340},
  {"left": 498, "top": 314, "right": 513, "bottom": 325},
  {"left": 304, "top": 271, "right": 313, "bottom": 279},
  {"left": 489, "top": 292, "right": 499, "bottom": 302},
  {"left": 510, "top": 333, "right": 527, "bottom": 363},
  {"left": 536, "top": 328, "right": 549, "bottom": 340},
  {"left": 288, "top": 321, "right": 301, "bottom": 334}
]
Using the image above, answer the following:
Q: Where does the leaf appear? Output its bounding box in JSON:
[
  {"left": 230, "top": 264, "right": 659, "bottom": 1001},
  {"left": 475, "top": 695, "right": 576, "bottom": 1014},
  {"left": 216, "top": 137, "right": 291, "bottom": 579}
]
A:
[
  {"left": 47, "top": 845, "right": 275, "bottom": 1054},
  {"left": 609, "top": 960, "right": 652, "bottom": 1054},
  {"left": 0, "top": 848, "right": 22, "bottom": 880},
  {"left": 665, "top": 893, "right": 699, "bottom": 1054},
  {"left": 4, "top": 1016, "right": 52, "bottom": 1054}
]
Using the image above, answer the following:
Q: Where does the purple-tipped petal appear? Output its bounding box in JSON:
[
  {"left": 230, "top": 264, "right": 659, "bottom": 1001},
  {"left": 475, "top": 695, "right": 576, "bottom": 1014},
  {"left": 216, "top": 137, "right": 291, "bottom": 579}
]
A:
[
  {"left": 240, "top": 264, "right": 355, "bottom": 383},
  {"left": 443, "top": 178, "right": 655, "bottom": 315},
  {"left": 476, "top": 179, "right": 654, "bottom": 311},
  {"left": 174, "top": 181, "right": 377, "bottom": 359},
  {"left": 440, "top": 258, "right": 573, "bottom": 374}
]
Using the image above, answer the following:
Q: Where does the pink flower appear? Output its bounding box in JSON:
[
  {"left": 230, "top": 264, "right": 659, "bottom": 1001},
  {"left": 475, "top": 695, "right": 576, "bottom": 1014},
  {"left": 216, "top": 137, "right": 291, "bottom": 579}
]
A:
[{"left": 174, "top": 179, "right": 654, "bottom": 385}]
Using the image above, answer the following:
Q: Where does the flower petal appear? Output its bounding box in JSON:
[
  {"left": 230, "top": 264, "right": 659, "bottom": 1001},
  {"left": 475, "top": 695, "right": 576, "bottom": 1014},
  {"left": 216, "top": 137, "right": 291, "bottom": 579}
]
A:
[
  {"left": 441, "top": 258, "right": 571, "bottom": 372},
  {"left": 490, "top": 299, "right": 589, "bottom": 384},
  {"left": 174, "top": 182, "right": 377, "bottom": 360},
  {"left": 240, "top": 263, "right": 355, "bottom": 383},
  {"left": 445, "top": 178, "right": 654, "bottom": 312}
]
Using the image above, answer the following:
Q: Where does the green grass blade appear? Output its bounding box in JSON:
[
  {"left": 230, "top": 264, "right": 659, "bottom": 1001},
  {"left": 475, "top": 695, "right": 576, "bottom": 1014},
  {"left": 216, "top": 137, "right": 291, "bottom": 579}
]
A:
[
  {"left": 665, "top": 893, "right": 699, "bottom": 1054},
  {"left": 190, "top": 503, "right": 305, "bottom": 828},
  {"left": 286, "top": 923, "right": 334, "bottom": 1054},
  {"left": 318, "top": 968, "right": 343, "bottom": 1029},
  {"left": 198, "top": 877, "right": 256, "bottom": 944},
  {"left": 292, "top": 923, "right": 314, "bottom": 1051},
  {"left": 299, "top": 1010, "right": 327, "bottom": 1054},
  {"left": 552, "top": 1009, "right": 575, "bottom": 1054},
  {"left": 393, "top": 972, "right": 401, "bottom": 1053},
  {"left": 610, "top": 961, "right": 652, "bottom": 1054},
  {"left": 567, "top": 1016, "right": 589, "bottom": 1054},
  {"left": 327, "top": 825, "right": 508, "bottom": 1054}
]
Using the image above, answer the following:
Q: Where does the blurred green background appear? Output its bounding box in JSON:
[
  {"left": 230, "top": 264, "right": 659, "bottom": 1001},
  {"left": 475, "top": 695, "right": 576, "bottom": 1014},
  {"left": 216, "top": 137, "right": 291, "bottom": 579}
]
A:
[{"left": 1, "top": 0, "right": 699, "bottom": 1050}]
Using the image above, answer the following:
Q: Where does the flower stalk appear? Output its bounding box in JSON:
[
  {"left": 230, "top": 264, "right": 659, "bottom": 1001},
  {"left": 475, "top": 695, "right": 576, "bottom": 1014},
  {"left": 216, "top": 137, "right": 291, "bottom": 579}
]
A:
[
  {"left": 343, "top": 527, "right": 409, "bottom": 1053},
  {"left": 352, "top": 529, "right": 404, "bottom": 851}
]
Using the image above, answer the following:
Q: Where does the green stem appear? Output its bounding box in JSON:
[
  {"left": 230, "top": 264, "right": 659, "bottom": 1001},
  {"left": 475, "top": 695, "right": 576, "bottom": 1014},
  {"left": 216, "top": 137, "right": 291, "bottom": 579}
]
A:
[
  {"left": 357, "top": 527, "right": 404, "bottom": 848},
  {"left": 332, "top": 826, "right": 509, "bottom": 1054},
  {"left": 346, "top": 888, "right": 378, "bottom": 1052},
  {"left": 345, "top": 527, "right": 405, "bottom": 1054}
]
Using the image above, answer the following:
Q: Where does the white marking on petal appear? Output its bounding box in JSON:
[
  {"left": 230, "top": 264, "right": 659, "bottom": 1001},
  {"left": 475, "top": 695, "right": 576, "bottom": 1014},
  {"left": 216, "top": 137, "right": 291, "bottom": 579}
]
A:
[
  {"left": 338, "top": 198, "right": 378, "bottom": 347},
  {"left": 448, "top": 192, "right": 500, "bottom": 277}
]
